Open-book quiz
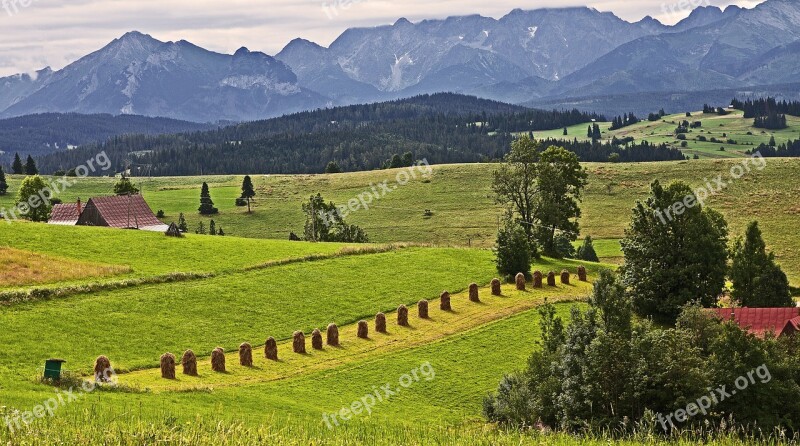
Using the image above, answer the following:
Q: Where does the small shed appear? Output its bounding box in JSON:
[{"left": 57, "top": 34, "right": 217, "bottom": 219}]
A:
[{"left": 76, "top": 195, "right": 168, "bottom": 232}]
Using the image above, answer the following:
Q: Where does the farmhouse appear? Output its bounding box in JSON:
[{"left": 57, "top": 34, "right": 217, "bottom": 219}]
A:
[
  {"left": 48, "top": 195, "right": 168, "bottom": 232},
  {"left": 708, "top": 307, "right": 800, "bottom": 338}
]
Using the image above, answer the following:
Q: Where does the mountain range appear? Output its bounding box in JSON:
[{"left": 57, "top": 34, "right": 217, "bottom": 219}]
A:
[{"left": 1, "top": 0, "right": 799, "bottom": 122}]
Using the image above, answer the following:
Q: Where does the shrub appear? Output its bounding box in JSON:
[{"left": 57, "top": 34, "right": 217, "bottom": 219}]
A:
[
  {"left": 576, "top": 236, "right": 600, "bottom": 262},
  {"left": 494, "top": 216, "right": 532, "bottom": 280}
]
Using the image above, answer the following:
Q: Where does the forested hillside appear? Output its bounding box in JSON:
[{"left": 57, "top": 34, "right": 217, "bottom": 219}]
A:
[
  {"left": 30, "top": 94, "right": 688, "bottom": 176},
  {"left": 0, "top": 113, "right": 214, "bottom": 163}
]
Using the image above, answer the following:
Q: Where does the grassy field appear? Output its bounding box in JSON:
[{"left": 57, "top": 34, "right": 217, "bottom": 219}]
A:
[
  {"left": 2, "top": 157, "right": 797, "bottom": 284},
  {"left": 535, "top": 109, "right": 800, "bottom": 159}
]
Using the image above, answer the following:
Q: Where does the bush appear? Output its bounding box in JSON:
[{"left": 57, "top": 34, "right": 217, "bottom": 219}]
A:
[
  {"left": 576, "top": 236, "right": 600, "bottom": 262},
  {"left": 493, "top": 215, "right": 533, "bottom": 280},
  {"left": 484, "top": 271, "right": 800, "bottom": 436},
  {"left": 235, "top": 198, "right": 248, "bottom": 207}
]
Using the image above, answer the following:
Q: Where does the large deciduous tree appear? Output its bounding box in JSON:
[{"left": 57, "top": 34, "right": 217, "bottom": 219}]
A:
[
  {"left": 729, "top": 221, "right": 793, "bottom": 307},
  {"left": 16, "top": 175, "right": 52, "bottom": 222},
  {"left": 620, "top": 180, "right": 728, "bottom": 321}
]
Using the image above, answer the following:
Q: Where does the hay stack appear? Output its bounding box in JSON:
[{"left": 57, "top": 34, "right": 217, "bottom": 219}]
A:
[
  {"left": 533, "top": 271, "right": 543, "bottom": 288},
  {"left": 515, "top": 273, "right": 526, "bottom": 291},
  {"left": 547, "top": 271, "right": 557, "bottom": 287},
  {"left": 469, "top": 283, "right": 480, "bottom": 302},
  {"left": 327, "top": 324, "right": 340, "bottom": 347},
  {"left": 94, "top": 355, "right": 111, "bottom": 382},
  {"left": 398, "top": 305, "right": 409, "bottom": 326},
  {"left": 181, "top": 350, "right": 198, "bottom": 376},
  {"left": 491, "top": 278, "right": 502, "bottom": 296},
  {"left": 160, "top": 353, "right": 176, "bottom": 379},
  {"left": 239, "top": 343, "right": 253, "bottom": 367},
  {"left": 211, "top": 347, "right": 226, "bottom": 372},
  {"left": 578, "top": 266, "right": 588, "bottom": 282},
  {"left": 312, "top": 329, "right": 323, "bottom": 350},
  {"left": 357, "top": 320, "right": 369, "bottom": 339},
  {"left": 265, "top": 337, "right": 278, "bottom": 360},
  {"left": 293, "top": 331, "right": 306, "bottom": 354},
  {"left": 418, "top": 299, "right": 429, "bottom": 319},
  {"left": 561, "top": 270, "right": 570, "bottom": 285},
  {"left": 375, "top": 313, "right": 387, "bottom": 333},
  {"left": 440, "top": 291, "right": 451, "bottom": 311}
]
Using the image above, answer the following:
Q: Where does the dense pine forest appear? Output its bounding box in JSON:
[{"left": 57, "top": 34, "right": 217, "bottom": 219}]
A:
[
  {"left": 731, "top": 97, "right": 800, "bottom": 118},
  {"left": 31, "top": 94, "right": 686, "bottom": 176},
  {"left": 0, "top": 113, "right": 214, "bottom": 163}
]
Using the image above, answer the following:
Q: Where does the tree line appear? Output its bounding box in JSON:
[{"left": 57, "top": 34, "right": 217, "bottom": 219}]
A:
[
  {"left": 31, "top": 94, "right": 614, "bottom": 176},
  {"left": 731, "top": 97, "right": 800, "bottom": 118}
]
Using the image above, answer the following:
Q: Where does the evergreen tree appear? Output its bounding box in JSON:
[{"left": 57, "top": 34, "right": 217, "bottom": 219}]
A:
[
  {"left": 592, "top": 123, "right": 601, "bottom": 141},
  {"left": 588, "top": 125, "right": 593, "bottom": 139},
  {"left": 177, "top": 213, "right": 188, "bottom": 232},
  {"left": 240, "top": 175, "right": 256, "bottom": 213},
  {"left": 576, "top": 236, "right": 600, "bottom": 262},
  {"left": 324, "top": 161, "right": 342, "bottom": 174},
  {"left": 113, "top": 176, "right": 139, "bottom": 195},
  {"left": 24, "top": 155, "right": 38, "bottom": 175},
  {"left": 12, "top": 153, "right": 23, "bottom": 175},
  {"left": 218, "top": 226, "right": 225, "bottom": 236},
  {"left": 198, "top": 182, "right": 219, "bottom": 215},
  {"left": 196, "top": 221, "right": 207, "bottom": 235},
  {"left": 0, "top": 166, "right": 8, "bottom": 196},
  {"left": 563, "top": 127, "right": 568, "bottom": 136},
  {"left": 769, "top": 136, "right": 776, "bottom": 146},
  {"left": 209, "top": 219, "right": 217, "bottom": 236},
  {"left": 729, "top": 222, "right": 793, "bottom": 307},
  {"left": 620, "top": 181, "right": 729, "bottom": 322}
]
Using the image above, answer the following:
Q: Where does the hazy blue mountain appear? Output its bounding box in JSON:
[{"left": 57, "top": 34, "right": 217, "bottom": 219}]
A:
[
  {"left": 0, "top": 32, "right": 327, "bottom": 122},
  {"left": 0, "top": 1, "right": 797, "bottom": 122}
]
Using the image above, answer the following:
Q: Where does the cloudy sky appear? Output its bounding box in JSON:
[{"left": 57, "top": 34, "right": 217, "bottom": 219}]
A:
[{"left": 0, "top": 0, "right": 764, "bottom": 77}]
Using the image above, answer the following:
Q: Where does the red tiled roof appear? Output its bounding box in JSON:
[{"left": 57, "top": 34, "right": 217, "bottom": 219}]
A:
[
  {"left": 48, "top": 203, "right": 80, "bottom": 225},
  {"left": 80, "top": 195, "right": 164, "bottom": 229},
  {"left": 708, "top": 307, "right": 800, "bottom": 337}
]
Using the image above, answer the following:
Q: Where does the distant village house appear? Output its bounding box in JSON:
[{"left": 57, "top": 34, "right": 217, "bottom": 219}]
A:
[{"left": 48, "top": 195, "right": 168, "bottom": 232}]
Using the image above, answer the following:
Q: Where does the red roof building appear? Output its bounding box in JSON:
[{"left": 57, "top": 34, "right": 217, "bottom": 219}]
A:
[
  {"left": 74, "top": 195, "right": 168, "bottom": 232},
  {"left": 707, "top": 307, "right": 800, "bottom": 337},
  {"left": 48, "top": 200, "right": 83, "bottom": 225}
]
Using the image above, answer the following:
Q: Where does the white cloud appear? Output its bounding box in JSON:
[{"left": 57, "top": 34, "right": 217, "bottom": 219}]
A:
[{"left": 0, "top": 0, "right": 763, "bottom": 77}]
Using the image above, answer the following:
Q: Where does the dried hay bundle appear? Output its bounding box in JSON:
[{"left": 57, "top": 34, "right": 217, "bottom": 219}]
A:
[
  {"left": 398, "top": 305, "right": 409, "bottom": 326},
  {"left": 578, "top": 266, "right": 588, "bottom": 282},
  {"left": 94, "top": 356, "right": 112, "bottom": 382},
  {"left": 515, "top": 273, "right": 526, "bottom": 291},
  {"left": 375, "top": 313, "right": 387, "bottom": 333},
  {"left": 312, "top": 329, "right": 323, "bottom": 350},
  {"left": 561, "top": 270, "right": 570, "bottom": 285},
  {"left": 160, "top": 353, "right": 176, "bottom": 379},
  {"left": 327, "top": 324, "right": 340, "bottom": 346},
  {"left": 418, "top": 299, "right": 429, "bottom": 319},
  {"left": 440, "top": 291, "right": 451, "bottom": 311},
  {"left": 293, "top": 331, "right": 306, "bottom": 354},
  {"left": 469, "top": 283, "right": 480, "bottom": 302},
  {"left": 357, "top": 320, "right": 369, "bottom": 339},
  {"left": 547, "top": 271, "right": 557, "bottom": 287},
  {"left": 211, "top": 347, "right": 226, "bottom": 372},
  {"left": 491, "top": 278, "right": 502, "bottom": 295},
  {"left": 265, "top": 337, "right": 278, "bottom": 360},
  {"left": 181, "top": 350, "right": 198, "bottom": 376},
  {"left": 239, "top": 343, "right": 253, "bottom": 367},
  {"left": 533, "top": 271, "right": 543, "bottom": 288}
]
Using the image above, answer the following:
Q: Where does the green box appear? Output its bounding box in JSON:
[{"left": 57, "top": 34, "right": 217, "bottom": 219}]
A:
[{"left": 44, "top": 359, "right": 66, "bottom": 380}]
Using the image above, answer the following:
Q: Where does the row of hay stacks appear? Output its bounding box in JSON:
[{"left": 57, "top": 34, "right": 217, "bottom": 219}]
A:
[{"left": 91, "top": 266, "right": 589, "bottom": 380}]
